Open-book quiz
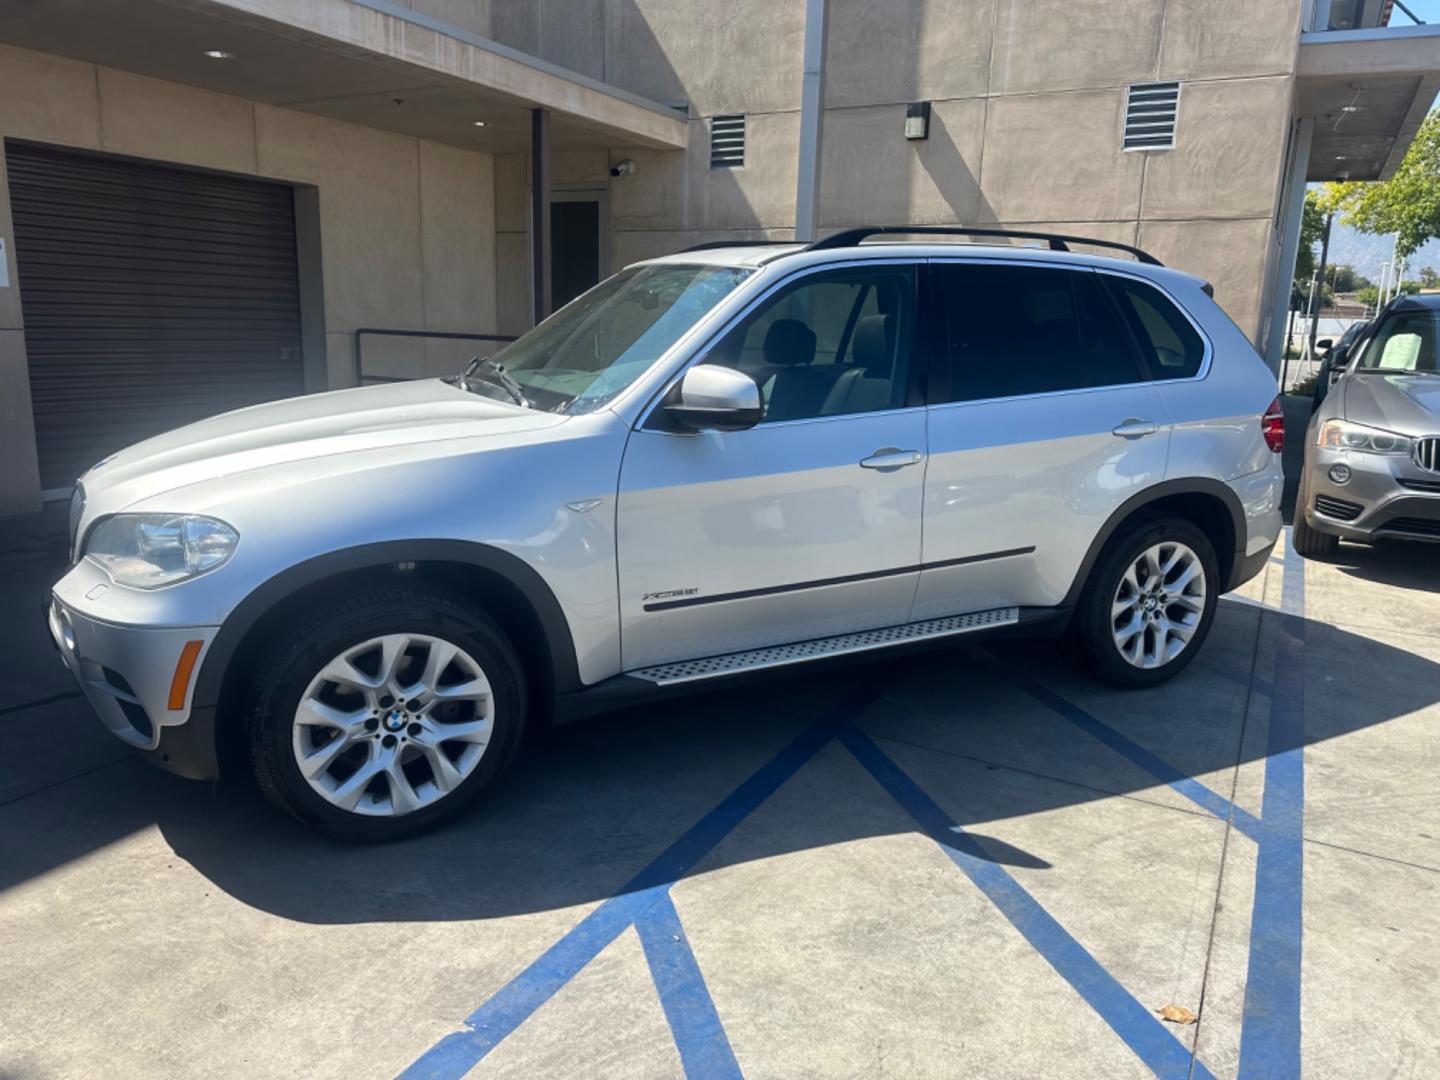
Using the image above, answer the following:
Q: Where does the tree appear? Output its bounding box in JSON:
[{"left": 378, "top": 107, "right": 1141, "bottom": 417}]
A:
[
  {"left": 1294, "top": 190, "right": 1327, "bottom": 284},
  {"left": 1421, "top": 266, "right": 1440, "bottom": 289},
  {"left": 1317, "top": 110, "right": 1440, "bottom": 259},
  {"left": 1331, "top": 264, "right": 1371, "bottom": 292}
]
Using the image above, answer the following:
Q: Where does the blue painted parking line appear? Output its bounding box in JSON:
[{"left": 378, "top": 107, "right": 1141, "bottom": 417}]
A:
[
  {"left": 398, "top": 683, "right": 889, "bottom": 1080},
  {"left": 635, "top": 891, "right": 743, "bottom": 1079},
  {"left": 840, "top": 727, "right": 1217, "bottom": 1080},
  {"left": 1021, "top": 681, "right": 1263, "bottom": 841},
  {"left": 1238, "top": 533, "right": 1306, "bottom": 1079}
]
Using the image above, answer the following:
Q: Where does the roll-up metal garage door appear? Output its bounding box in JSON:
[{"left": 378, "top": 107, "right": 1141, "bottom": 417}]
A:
[{"left": 5, "top": 142, "right": 305, "bottom": 490}]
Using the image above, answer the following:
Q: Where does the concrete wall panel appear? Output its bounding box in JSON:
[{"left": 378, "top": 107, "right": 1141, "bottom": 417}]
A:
[
  {"left": 0, "top": 44, "right": 100, "bottom": 149},
  {"left": 1138, "top": 217, "right": 1275, "bottom": 340},
  {"left": 495, "top": 230, "right": 530, "bottom": 335},
  {"left": 255, "top": 105, "right": 426, "bottom": 334},
  {"left": 818, "top": 98, "right": 986, "bottom": 228},
  {"left": 826, "top": 0, "right": 994, "bottom": 108},
  {"left": 96, "top": 69, "right": 257, "bottom": 175},
  {"left": 990, "top": 0, "right": 1164, "bottom": 95},
  {"left": 980, "top": 90, "right": 1145, "bottom": 223},
  {"left": 420, "top": 139, "right": 497, "bottom": 334},
  {"left": 685, "top": 112, "right": 799, "bottom": 231},
  {"left": 612, "top": 144, "right": 686, "bottom": 231},
  {"left": 1158, "top": 0, "right": 1300, "bottom": 81},
  {"left": 1139, "top": 77, "right": 1291, "bottom": 221},
  {"left": 404, "top": 0, "right": 495, "bottom": 39},
  {"left": 0, "top": 331, "right": 41, "bottom": 512}
]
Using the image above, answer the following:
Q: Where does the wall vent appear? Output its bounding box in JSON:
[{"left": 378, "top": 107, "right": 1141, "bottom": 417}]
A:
[
  {"left": 710, "top": 114, "right": 746, "bottom": 168},
  {"left": 1123, "top": 82, "right": 1180, "bottom": 150}
]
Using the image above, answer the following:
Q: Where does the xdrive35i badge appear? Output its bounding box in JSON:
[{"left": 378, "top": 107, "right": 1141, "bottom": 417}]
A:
[{"left": 642, "top": 588, "right": 699, "bottom": 602}]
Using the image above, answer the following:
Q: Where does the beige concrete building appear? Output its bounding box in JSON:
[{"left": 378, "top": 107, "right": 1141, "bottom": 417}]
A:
[{"left": 1, "top": 0, "right": 1436, "bottom": 513}]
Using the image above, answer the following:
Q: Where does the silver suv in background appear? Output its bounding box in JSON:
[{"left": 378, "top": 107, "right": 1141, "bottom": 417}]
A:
[
  {"left": 49, "top": 227, "right": 1284, "bottom": 840},
  {"left": 1297, "top": 293, "right": 1440, "bottom": 557}
]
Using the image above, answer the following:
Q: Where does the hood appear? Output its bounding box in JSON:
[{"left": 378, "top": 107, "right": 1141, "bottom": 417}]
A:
[
  {"left": 1341, "top": 373, "right": 1440, "bottom": 436},
  {"left": 80, "top": 379, "right": 567, "bottom": 507}
]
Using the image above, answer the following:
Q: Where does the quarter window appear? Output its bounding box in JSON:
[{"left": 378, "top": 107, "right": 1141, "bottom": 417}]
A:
[
  {"left": 1104, "top": 276, "right": 1206, "bottom": 379},
  {"left": 936, "top": 264, "right": 1145, "bottom": 403},
  {"left": 703, "top": 266, "right": 916, "bottom": 422}
]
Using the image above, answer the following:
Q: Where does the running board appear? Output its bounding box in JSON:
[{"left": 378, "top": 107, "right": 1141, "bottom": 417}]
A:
[{"left": 628, "top": 607, "right": 1020, "bottom": 686}]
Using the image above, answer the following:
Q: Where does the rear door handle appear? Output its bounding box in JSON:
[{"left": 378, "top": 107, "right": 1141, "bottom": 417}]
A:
[
  {"left": 1112, "top": 419, "right": 1159, "bottom": 439},
  {"left": 859, "top": 447, "right": 923, "bottom": 470}
]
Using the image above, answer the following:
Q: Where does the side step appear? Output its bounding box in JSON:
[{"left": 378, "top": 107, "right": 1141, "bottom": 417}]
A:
[{"left": 629, "top": 607, "right": 1020, "bottom": 686}]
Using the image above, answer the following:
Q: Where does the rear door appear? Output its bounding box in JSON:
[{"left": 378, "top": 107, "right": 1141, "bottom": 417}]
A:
[
  {"left": 615, "top": 262, "right": 928, "bottom": 671},
  {"left": 914, "top": 259, "right": 1172, "bottom": 620}
]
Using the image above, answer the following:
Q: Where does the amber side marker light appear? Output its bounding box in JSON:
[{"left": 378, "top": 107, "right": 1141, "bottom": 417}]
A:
[{"left": 168, "top": 640, "right": 205, "bottom": 711}]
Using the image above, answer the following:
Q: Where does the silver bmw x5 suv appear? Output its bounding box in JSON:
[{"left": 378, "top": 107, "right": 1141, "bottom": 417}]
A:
[{"left": 49, "top": 228, "right": 1285, "bottom": 839}]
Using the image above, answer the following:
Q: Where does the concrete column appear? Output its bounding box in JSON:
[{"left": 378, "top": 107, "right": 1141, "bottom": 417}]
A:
[
  {"left": 530, "top": 107, "right": 551, "bottom": 326},
  {"left": 793, "top": 0, "right": 828, "bottom": 243},
  {"left": 1264, "top": 117, "right": 1314, "bottom": 374}
]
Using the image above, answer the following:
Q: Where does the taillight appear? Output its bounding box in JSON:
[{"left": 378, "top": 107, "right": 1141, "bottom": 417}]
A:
[{"left": 1262, "top": 396, "right": 1284, "bottom": 453}]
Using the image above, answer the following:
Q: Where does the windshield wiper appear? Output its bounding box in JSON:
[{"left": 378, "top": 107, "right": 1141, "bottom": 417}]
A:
[{"left": 459, "top": 356, "right": 529, "bottom": 408}]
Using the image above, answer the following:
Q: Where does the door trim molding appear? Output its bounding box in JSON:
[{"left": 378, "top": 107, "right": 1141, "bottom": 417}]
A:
[{"left": 641, "top": 546, "right": 1036, "bottom": 612}]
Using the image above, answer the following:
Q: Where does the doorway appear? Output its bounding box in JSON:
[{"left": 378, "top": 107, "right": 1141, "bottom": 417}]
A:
[{"left": 549, "top": 188, "right": 608, "bottom": 310}]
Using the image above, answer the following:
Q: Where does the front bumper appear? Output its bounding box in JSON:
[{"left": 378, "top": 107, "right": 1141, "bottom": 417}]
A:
[
  {"left": 47, "top": 594, "right": 223, "bottom": 778},
  {"left": 1303, "top": 443, "right": 1440, "bottom": 543}
]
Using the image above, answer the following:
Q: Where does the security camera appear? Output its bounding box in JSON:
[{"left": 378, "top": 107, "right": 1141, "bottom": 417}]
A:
[{"left": 609, "top": 159, "right": 637, "bottom": 178}]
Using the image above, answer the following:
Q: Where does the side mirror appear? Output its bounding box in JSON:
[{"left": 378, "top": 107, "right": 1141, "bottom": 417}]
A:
[
  {"left": 1316, "top": 338, "right": 1333, "bottom": 353},
  {"left": 1327, "top": 344, "right": 1350, "bottom": 385},
  {"left": 664, "top": 365, "right": 762, "bottom": 432}
]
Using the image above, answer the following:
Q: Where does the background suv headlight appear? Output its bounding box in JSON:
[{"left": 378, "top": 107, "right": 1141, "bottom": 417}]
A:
[
  {"left": 85, "top": 513, "right": 239, "bottom": 588},
  {"left": 1317, "top": 419, "right": 1413, "bottom": 456}
]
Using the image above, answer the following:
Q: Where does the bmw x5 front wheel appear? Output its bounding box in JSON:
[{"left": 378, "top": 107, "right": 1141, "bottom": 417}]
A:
[{"left": 245, "top": 586, "right": 525, "bottom": 841}]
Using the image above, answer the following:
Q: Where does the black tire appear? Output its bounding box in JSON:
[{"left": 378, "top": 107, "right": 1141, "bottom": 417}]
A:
[
  {"left": 1292, "top": 490, "right": 1340, "bottom": 559},
  {"left": 245, "top": 586, "right": 526, "bottom": 841},
  {"left": 1070, "top": 513, "right": 1219, "bottom": 689}
]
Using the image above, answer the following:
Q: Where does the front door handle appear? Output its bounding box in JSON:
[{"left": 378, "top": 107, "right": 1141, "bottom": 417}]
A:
[
  {"left": 859, "top": 447, "right": 923, "bottom": 470},
  {"left": 1112, "top": 419, "right": 1159, "bottom": 439}
]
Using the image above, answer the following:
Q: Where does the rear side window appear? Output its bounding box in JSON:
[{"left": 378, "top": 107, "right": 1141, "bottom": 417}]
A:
[
  {"left": 935, "top": 264, "right": 1145, "bottom": 403},
  {"left": 1104, "top": 276, "right": 1206, "bottom": 380}
]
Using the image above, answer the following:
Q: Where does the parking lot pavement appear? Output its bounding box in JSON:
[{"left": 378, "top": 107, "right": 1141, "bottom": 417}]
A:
[{"left": 2, "top": 512, "right": 1438, "bottom": 1079}]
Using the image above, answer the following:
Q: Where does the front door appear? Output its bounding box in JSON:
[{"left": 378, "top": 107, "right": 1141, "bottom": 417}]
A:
[
  {"left": 616, "top": 263, "right": 927, "bottom": 670},
  {"left": 914, "top": 260, "right": 1173, "bottom": 621}
]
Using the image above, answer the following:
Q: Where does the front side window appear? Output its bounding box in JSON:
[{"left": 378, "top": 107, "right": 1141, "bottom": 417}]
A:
[
  {"left": 936, "top": 264, "right": 1144, "bottom": 403},
  {"left": 479, "top": 263, "right": 751, "bottom": 414},
  {"left": 1105, "top": 276, "right": 1205, "bottom": 380},
  {"left": 703, "top": 265, "right": 916, "bottom": 422},
  {"left": 1353, "top": 309, "right": 1439, "bottom": 374}
]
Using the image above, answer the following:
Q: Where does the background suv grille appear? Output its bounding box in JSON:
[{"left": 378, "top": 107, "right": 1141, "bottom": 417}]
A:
[
  {"left": 1416, "top": 436, "right": 1440, "bottom": 473},
  {"left": 1398, "top": 477, "right": 1440, "bottom": 494},
  {"left": 1314, "top": 494, "right": 1362, "bottom": 521}
]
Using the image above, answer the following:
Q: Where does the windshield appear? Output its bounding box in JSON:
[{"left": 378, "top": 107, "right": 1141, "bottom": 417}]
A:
[
  {"left": 1353, "top": 309, "right": 1439, "bottom": 374},
  {"left": 470, "top": 263, "right": 752, "bottom": 413}
]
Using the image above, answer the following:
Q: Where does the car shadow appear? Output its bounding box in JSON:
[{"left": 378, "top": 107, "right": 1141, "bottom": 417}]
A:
[
  {"left": 1327, "top": 539, "right": 1440, "bottom": 594},
  {"left": 2, "top": 594, "right": 1427, "bottom": 925}
]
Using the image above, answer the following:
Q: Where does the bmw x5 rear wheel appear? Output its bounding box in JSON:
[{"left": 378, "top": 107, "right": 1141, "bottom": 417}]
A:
[
  {"left": 1072, "top": 514, "right": 1219, "bottom": 688},
  {"left": 246, "top": 586, "right": 525, "bottom": 841}
]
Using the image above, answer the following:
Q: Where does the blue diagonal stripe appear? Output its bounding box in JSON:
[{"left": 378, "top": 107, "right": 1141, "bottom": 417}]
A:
[
  {"left": 840, "top": 727, "right": 1216, "bottom": 1080},
  {"left": 1021, "top": 681, "right": 1263, "bottom": 841},
  {"left": 635, "top": 891, "right": 743, "bottom": 1079}
]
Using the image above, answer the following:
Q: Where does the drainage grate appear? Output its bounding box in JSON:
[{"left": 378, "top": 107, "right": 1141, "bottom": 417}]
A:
[
  {"left": 1123, "top": 82, "right": 1180, "bottom": 150},
  {"left": 710, "top": 114, "right": 746, "bottom": 168},
  {"left": 630, "top": 608, "right": 1019, "bottom": 686}
]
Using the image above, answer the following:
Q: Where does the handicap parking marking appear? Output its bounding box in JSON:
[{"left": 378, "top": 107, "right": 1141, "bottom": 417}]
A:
[{"left": 1238, "top": 531, "right": 1306, "bottom": 1079}]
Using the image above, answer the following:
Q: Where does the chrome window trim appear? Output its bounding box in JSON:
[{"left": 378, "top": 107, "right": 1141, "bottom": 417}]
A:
[
  {"left": 924, "top": 256, "right": 1213, "bottom": 409},
  {"left": 632, "top": 256, "right": 928, "bottom": 432}
]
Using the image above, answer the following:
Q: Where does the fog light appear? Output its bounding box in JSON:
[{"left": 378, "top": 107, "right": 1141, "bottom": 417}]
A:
[{"left": 1328, "top": 464, "right": 1352, "bottom": 484}]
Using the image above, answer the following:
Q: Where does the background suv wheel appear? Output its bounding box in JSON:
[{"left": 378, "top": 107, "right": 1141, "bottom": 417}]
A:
[
  {"left": 1071, "top": 513, "right": 1219, "bottom": 688},
  {"left": 245, "top": 586, "right": 525, "bottom": 841}
]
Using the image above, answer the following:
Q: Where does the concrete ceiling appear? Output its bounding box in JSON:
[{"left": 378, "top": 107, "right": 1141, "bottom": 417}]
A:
[{"left": 0, "top": 0, "right": 687, "bottom": 153}]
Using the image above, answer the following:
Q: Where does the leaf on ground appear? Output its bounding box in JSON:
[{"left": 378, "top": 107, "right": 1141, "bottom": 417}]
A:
[{"left": 1157, "top": 1004, "right": 1197, "bottom": 1025}]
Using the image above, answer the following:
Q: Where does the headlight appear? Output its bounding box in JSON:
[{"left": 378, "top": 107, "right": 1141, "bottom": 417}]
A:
[
  {"left": 1317, "top": 419, "right": 1413, "bottom": 456},
  {"left": 85, "top": 514, "right": 239, "bottom": 588}
]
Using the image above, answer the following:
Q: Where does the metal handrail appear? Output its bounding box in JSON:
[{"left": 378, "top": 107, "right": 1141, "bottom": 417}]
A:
[{"left": 354, "top": 328, "right": 518, "bottom": 385}]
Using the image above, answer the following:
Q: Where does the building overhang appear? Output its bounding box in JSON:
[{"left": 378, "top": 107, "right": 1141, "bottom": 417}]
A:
[
  {"left": 1296, "top": 24, "right": 1440, "bottom": 180},
  {"left": 0, "top": 0, "right": 689, "bottom": 154}
]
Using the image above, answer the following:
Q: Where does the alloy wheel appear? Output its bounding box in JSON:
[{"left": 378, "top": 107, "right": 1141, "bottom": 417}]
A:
[
  {"left": 291, "top": 633, "right": 494, "bottom": 817},
  {"left": 1110, "top": 541, "right": 1207, "bottom": 669}
]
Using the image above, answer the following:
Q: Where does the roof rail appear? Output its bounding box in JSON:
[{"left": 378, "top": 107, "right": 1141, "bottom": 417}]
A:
[
  {"left": 806, "top": 226, "right": 1163, "bottom": 266},
  {"left": 681, "top": 239, "right": 804, "bottom": 253}
]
